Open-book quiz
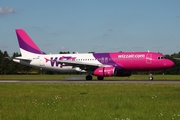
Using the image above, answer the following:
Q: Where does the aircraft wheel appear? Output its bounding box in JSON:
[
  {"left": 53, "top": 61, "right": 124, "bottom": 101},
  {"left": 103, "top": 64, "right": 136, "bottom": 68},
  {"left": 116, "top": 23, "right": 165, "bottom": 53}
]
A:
[
  {"left": 86, "top": 75, "right": 92, "bottom": 80},
  {"left": 149, "top": 76, "right": 153, "bottom": 81},
  {"left": 97, "top": 76, "right": 104, "bottom": 80},
  {"left": 149, "top": 72, "right": 153, "bottom": 81}
]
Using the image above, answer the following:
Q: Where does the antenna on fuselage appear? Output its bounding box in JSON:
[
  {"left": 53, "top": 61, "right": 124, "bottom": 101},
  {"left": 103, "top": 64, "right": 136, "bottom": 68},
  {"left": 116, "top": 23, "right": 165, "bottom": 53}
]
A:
[{"left": 148, "top": 50, "right": 150, "bottom": 52}]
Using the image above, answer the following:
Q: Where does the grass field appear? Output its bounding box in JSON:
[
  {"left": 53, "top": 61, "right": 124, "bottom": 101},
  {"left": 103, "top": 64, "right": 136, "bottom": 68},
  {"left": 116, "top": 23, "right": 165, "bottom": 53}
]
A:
[
  {"left": 1, "top": 74, "right": 180, "bottom": 80},
  {"left": 0, "top": 83, "right": 180, "bottom": 120}
]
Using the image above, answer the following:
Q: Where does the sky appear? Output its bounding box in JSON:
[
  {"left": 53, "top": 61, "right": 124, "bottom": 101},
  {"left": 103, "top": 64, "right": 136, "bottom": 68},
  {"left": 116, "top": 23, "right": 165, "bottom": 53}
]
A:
[{"left": 0, "top": 0, "right": 180, "bottom": 56}]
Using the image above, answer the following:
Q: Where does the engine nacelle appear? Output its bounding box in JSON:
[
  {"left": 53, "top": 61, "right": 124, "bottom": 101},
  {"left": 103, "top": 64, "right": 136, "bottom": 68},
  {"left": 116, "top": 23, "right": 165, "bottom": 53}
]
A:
[
  {"left": 93, "top": 67, "right": 116, "bottom": 77},
  {"left": 115, "top": 70, "right": 131, "bottom": 77}
]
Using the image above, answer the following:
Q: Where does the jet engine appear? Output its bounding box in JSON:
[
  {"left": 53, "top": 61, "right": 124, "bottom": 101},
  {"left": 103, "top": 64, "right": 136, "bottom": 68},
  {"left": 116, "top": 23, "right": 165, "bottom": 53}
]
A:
[{"left": 93, "top": 67, "right": 116, "bottom": 77}]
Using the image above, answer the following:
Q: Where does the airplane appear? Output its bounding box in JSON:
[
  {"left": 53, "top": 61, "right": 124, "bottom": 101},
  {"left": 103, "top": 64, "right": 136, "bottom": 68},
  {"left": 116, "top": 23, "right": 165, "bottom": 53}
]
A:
[{"left": 13, "top": 29, "right": 174, "bottom": 80}]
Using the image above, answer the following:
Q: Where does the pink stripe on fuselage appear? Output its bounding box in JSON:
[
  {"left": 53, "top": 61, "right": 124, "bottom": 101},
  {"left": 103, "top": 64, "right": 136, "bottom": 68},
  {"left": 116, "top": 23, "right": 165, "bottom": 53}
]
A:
[{"left": 109, "top": 52, "right": 165, "bottom": 71}]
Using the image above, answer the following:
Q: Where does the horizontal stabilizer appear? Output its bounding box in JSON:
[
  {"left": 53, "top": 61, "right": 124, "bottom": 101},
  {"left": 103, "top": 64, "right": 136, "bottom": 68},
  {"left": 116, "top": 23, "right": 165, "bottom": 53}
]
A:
[{"left": 14, "top": 57, "right": 32, "bottom": 61}]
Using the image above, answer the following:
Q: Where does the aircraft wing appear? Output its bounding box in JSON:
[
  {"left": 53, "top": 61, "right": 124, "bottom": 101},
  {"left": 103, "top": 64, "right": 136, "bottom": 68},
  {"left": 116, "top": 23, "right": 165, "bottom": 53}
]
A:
[
  {"left": 57, "top": 60, "right": 109, "bottom": 70},
  {"left": 174, "top": 58, "right": 180, "bottom": 60}
]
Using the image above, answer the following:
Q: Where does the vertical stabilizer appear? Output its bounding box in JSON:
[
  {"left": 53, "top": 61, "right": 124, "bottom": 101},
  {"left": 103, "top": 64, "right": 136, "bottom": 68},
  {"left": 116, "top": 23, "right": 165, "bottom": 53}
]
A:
[{"left": 15, "top": 29, "right": 45, "bottom": 58}]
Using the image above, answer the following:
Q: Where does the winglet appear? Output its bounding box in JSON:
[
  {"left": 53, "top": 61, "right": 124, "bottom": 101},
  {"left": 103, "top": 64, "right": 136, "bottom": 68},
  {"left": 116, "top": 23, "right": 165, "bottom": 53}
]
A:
[{"left": 15, "top": 29, "right": 45, "bottom": 56}]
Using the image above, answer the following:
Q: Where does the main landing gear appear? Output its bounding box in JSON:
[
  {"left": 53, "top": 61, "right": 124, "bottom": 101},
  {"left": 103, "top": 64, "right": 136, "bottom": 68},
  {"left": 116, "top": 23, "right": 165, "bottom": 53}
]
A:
[
  {"left": 86, "top": 75, "right": 92, "bottom": 80},
  {"left": 85, "top": 75, "right": 104, "bottom": 80}
]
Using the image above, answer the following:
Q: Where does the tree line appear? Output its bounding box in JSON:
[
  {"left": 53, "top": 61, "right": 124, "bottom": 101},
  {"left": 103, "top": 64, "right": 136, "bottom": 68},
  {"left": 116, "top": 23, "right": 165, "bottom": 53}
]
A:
[{"left": 0, "top": 50, "right": 180, "bottom": 75}]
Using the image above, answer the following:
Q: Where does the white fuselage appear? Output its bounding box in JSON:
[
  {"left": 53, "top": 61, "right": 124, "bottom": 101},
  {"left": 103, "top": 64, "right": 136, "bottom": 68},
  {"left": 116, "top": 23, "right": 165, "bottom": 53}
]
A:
[{"left": 13, "top": 49, "right": 102, "bottom": 72}]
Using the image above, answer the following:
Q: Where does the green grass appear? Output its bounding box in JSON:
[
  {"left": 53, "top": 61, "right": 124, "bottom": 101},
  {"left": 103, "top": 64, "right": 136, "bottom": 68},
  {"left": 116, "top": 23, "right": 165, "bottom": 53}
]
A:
[
  {"left": 1, "top": 74, "right": 180, "bottom": 80},
  {"left": 0, "top": 83, "right": 180, "bottom": 120}
]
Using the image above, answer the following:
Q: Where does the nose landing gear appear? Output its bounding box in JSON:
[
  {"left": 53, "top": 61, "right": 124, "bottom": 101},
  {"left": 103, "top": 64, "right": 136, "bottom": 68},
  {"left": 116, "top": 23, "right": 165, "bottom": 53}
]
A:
[{"left": 149, "top": 72, "right": 153, "bottom": 80}]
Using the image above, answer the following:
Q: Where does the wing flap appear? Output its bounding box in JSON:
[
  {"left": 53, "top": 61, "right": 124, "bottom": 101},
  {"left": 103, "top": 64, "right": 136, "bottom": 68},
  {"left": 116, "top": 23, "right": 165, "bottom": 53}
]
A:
[
  {"left": 57, "top": 60, "right": 102, "bottom": 67},
  {"left": 57, "top": 60, "right": 114, "bottom": 72}
]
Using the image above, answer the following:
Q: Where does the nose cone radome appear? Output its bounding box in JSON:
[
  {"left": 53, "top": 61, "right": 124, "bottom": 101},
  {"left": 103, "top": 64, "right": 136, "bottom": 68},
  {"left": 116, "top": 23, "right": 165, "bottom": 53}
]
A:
[{"left": 166, "top": 60, "right": 174, "bottom": 68}]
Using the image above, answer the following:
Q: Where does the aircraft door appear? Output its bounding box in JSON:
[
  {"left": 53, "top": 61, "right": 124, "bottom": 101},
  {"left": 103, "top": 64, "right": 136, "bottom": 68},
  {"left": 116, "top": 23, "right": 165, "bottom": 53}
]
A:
[{"left": 146, "top": 54, "right": 152, "bottom": 64}]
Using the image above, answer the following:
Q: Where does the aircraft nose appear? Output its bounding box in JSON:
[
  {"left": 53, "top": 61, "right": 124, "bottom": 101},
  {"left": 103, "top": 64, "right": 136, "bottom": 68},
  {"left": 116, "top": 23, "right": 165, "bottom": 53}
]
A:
[{"left": 166, "top": 60, "right": 174, "bottom": 68}]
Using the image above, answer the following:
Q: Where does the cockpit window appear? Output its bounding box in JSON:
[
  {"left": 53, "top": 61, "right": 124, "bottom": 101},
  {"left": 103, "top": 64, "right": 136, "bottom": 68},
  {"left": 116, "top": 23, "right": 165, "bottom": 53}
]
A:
[{"left": 158, "top": 56, "right": 167, "bottom": 60}]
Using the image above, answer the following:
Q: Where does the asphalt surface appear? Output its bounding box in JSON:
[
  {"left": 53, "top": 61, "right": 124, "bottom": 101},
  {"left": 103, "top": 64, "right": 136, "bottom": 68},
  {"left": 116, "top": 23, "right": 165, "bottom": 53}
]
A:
[{"left": 0, "top": 80, "right": 180, "bottom": 84}]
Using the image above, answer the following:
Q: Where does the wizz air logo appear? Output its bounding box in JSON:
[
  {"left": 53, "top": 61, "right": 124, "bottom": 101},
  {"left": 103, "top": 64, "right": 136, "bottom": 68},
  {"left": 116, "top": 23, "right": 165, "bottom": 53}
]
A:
[{"left": 45, "top": 56, "right": 76, "bottom": 67}]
